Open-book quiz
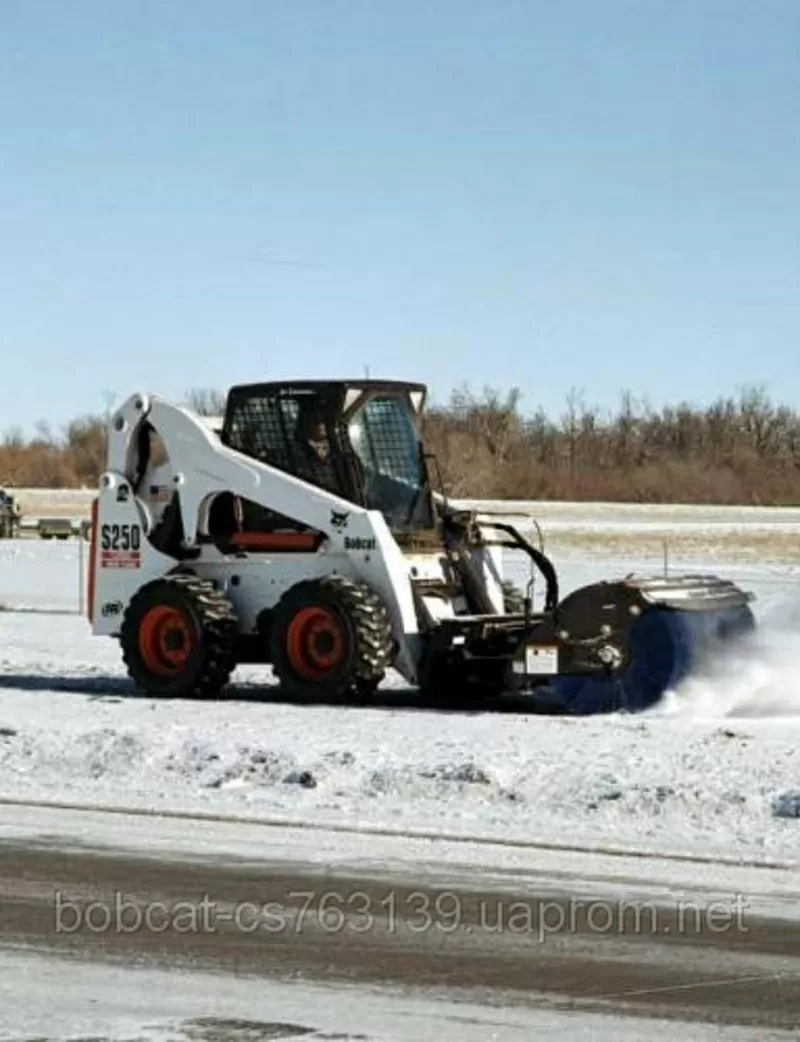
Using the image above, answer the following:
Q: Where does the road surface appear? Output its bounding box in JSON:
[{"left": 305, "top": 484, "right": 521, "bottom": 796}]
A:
[{"left": 0, "top": 810, "right": 798, "bottom": 1039}]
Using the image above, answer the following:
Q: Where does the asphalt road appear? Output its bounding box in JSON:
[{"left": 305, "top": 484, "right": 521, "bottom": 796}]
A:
[{"left": 0, "top": 839, "right": 798, "bottom": 1035}]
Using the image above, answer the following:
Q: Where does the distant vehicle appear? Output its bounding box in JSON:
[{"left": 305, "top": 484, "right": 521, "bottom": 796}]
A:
[
  {"left": 37, "top": 518, "right": 73, "bottom": 540},
  {"left": 0, "top": 488, "right": 21, "bottom": 539}
]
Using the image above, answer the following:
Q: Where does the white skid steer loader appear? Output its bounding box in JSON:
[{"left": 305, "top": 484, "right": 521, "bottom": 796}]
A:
[{"left": 87, "top": 381, "right": 755, "bottom": 714}]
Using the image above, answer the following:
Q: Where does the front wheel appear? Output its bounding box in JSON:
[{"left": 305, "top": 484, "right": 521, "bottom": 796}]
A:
[{"left": 269, "top": 576, "right": 394, "bottom": 699}]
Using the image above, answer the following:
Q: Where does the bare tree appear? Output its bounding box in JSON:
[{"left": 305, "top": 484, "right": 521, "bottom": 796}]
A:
[
  {"left": 3, "top": 382, "right": 800, "bottom": 502},
  {"left": 184, "top": 388, "right": 227, "bottom": 416}
]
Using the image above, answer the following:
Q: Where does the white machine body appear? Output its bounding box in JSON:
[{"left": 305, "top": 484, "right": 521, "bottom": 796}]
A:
[{"left": 87, "top": 393, "right": 507, "bottom": 684}]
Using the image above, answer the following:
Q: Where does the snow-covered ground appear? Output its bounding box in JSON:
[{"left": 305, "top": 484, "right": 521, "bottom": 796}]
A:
[
  {"left": 1, "top": 607, "right": 800, "bottom": 863},
  {"left": 0, "top": 537, "right": 89, "bottom": 612},
  {"left": 2, "top": 528, "right": 800, "bottom": 866}
]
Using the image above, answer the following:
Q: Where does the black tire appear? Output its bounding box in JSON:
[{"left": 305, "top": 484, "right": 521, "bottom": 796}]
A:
[
  {"left": 120, "top": 573, "right": 238, "bottom": 698},
  {"left": 269, "top": 576, "right": 393, "bottom": 699}
]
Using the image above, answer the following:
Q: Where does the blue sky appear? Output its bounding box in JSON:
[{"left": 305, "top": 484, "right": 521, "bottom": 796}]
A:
[{"left": 1, "top": 0, "right": 798, "bottom": 435}]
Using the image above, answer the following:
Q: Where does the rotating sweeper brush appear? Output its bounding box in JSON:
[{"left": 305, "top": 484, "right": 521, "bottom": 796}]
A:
[
  {"left": 85, "top": 380, "right": 755, "bottom": 715},
  {"left": 521, "top": 575, "right": 755, "bottom": 714}
]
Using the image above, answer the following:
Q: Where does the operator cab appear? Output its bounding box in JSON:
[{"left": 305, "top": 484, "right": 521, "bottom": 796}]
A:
[{"left": 220, "top": 380, "right": 437, "bottom": 534}]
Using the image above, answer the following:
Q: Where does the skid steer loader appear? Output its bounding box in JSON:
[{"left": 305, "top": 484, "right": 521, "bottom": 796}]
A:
[{"left": 86, "top": 381, "right": 755, "bottom": 714}]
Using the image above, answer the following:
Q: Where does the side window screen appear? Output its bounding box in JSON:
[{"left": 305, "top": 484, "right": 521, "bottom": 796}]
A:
[
  {"left": 351, "top": 395, "right": 421, "bottom": 484},
  {"left": 224, "top": 390, "right": 340, "bottom": 495},
  {"left": 347, "top": 394, "right": 427, "bottom": 526},
  {"left": 226, "top": 394, "right": 299, "bottom": 472}
]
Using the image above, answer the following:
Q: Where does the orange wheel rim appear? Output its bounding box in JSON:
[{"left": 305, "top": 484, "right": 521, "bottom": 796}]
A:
[
  {"left": 286, "top": 606, "right": 344, "bottom": 681},
  {"left": 139, "top": 605, "right": 195, "bottom": 677}
]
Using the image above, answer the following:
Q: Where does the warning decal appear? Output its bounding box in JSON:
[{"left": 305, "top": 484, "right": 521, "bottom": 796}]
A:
[{"left": 100, "top": 550, "right": 141, "bottom": 569}]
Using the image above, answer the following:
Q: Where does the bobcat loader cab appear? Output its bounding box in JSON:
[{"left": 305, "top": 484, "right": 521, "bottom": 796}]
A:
[{"left": 88, "top": 380, "right": 755, "bottom": 714}]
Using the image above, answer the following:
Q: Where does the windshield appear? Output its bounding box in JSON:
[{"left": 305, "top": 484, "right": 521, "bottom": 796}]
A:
[{"left": 347, "top": 394, "right": 431, "bottom": 529}]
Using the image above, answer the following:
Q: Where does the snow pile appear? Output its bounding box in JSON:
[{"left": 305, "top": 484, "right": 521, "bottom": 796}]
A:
[{"left": 1, "top": 702, "right": 797, "bottom": 861}]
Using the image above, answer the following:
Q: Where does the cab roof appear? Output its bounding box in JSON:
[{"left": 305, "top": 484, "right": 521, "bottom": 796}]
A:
[{"left": 226, "top": 379, "right": 427, "bottom": 397}]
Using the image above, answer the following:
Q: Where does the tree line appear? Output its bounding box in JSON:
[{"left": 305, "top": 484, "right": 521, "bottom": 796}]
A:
[{"left": 2, "top": 385, "right": 799, "bottom": 504}]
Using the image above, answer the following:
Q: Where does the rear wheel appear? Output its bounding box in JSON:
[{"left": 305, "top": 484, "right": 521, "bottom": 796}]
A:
[
  {"left": 269, "top": 576, "right": 393, "bottom": 699},
  {"left": 120, "top": 574, "right": 238, "bottom": 697}
]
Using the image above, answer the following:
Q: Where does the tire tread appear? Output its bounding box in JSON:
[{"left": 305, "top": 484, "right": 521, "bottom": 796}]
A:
[
  {"left": 272, "top": 575, "right": 393, "bottom": 697},
  {"left": 120, "top": 573, "right": 237, "bottom": 697}
]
